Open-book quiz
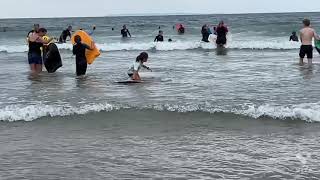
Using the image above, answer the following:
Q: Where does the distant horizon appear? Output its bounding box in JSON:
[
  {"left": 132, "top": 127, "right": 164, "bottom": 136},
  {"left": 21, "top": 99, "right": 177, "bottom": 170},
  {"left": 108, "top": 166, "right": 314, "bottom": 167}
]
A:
[{"left": 0, "top": 11, "right": 319, "bottom": 20}]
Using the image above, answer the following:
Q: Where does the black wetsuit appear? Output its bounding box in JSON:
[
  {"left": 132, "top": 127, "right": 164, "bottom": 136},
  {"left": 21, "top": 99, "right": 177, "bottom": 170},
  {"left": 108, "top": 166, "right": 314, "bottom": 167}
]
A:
[
  {"left": 290, "top": 35, "right": 299, "bottom": 42},
  {"left": 121, "top": 28, "right": 131, "bottom": 37},
  {"left": 201, "top": 28, "right": 210, "bottom": 42},
  {"left": 216, "top": 26, "right": 228, "bottom": 45},
  {"left": 73, "top": 43, "right": 89, "bottom": 76},
  {"left": 154, "top": 35, "right": 164, "bottom": 42},
  {"left": 59, "top": 29, "right": 71, "bottom": 43}
]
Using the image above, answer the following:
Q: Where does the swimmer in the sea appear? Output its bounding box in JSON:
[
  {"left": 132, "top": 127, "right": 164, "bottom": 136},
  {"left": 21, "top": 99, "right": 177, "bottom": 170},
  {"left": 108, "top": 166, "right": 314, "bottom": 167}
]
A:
[
  {"left": 154, "top": 30, "right": 164, "bottom": 42},
  {"left": 59, "top": 25, "right": 72, "bottom": 43},
  {"left": 121, "top": 25, "right": 131, "bottom": 38},
  {"left": 290, "top": 31, "right": 299, "bottom": 42}
]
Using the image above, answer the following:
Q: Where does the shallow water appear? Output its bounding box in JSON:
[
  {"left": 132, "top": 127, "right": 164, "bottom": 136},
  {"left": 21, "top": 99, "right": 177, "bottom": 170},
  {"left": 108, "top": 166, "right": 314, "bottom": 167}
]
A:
[{"left": 1, "top": 13, "right": 320, "bottom": 179}]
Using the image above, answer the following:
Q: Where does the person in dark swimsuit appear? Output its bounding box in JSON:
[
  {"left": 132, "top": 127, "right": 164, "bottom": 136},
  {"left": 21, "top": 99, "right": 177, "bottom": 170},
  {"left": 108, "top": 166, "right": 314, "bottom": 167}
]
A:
[
  {"left": 177, "top": 24, "right": 185, "bottom": 34},
  {"left": 154, "top": 30, "right": 164, "bottom": 42},
  {"left": 216, "top": 21, "right": 228, "bottom": 46},
  {"left": 201, "top": 24, "right": 210, "bottom": 42},
  {"left": 72, "top": 35, "right": 92, "bottom": 76},
  {"left": 28, "top": 28, "right": 51, "bottom": 73},
  {"left": 59, "top": 26, "right": 72, "bottom": 43},
  {"left": 290, "top": 31, "right": 299, "bottom": 42},
  {"left": 121, "top": 25, "right": 131, "bottom": 38}
]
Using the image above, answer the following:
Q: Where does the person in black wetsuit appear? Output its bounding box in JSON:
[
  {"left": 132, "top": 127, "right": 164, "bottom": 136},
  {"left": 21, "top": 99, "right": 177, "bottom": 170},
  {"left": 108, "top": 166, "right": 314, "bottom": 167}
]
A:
[
  {"left": 59, "top": 26, "right": 72, "bottom": 43},
  {"left": 72, "top": 35, "right": 92, "bottom": 76},
  {"left": 154, "top": 30, "right": 164, "bottom": 42},
  {"left": 121, "top": 25, "right": 131, "bottom": 38},
  {"left": 289, "top": 31, "right": 299, "bottom": 42},
  {"left": 201, "top": 24, "right": 210, "bottom": 42},
  {"left": 216, "top": 21, "right": 228, "bottom": 46}
]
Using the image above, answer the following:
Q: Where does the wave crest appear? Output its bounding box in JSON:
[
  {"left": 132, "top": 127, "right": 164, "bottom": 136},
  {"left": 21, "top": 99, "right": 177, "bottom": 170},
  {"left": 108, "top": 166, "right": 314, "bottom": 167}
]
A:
[
  {"left": 0, "top": 40, "right": 300, "bottom": 53},
  {"left": 1, "top": 102, "right": 319, "bottom": 122}
]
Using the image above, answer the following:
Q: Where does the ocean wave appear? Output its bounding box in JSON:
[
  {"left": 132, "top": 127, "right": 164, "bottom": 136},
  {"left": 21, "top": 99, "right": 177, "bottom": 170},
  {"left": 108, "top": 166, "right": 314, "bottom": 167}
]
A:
[
  {"left": 0, "top": 40, "right": 300, "bottom": 53},
  {"left": 0, "top": 102, "right": 319, "bottom": 122}
]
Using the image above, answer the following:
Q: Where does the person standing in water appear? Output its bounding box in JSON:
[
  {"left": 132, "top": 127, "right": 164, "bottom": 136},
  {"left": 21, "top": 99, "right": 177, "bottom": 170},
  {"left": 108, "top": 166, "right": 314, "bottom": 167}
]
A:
[
  {"left": 28, "top": 28, "right": 52, "bottom": 73},
  {"left": 154, "top": 30, "right": 164, "bottom": 42},
  {"left": 72, "top": 35, "right": 92, "bottom": 76},
  {"left": 290, "top": 31, "right": 299, "bottom": 42},
  {"left": 59, "top": 26, "right": 72, "bottom": 43},
  {"left": 299, "top": 19, "right": 320, "bottom": 65},
  {"left": 201, "top": 24, "right": 210, "bottom": 42},
  {"left": 121, "top": 25, "right": 131, "bottom": 38},
  {"left": 216, "top": 21, "right": 229, "bottom": 46},
  {"left": 127, "top": 52, "right": 152, "bottom": 81},
  {"left": 177, "top": 24, "right": 185, "bottom": 34}
]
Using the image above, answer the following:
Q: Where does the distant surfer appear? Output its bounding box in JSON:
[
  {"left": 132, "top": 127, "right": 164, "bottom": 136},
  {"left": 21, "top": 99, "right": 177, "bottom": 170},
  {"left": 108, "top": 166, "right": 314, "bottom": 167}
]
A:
[
  {"left": 72, "top": 35, "right": 93, "bottom": 76},
  {"left": 28, "top": 28, "right": 52, "bottom": 73},
  {"left": 154, "top": 30, "right": 164, "bottom": 42},
  {"left": 127, "top": 52, "right": 152, "bottom": 81},
  {"left": 215, "top": 21, "right": 228, "bottom": 47},
  {"left": 59, "top": 26, "right": 72, "bottom": 43},
  {"left": 121, "top": 25, "right": 131, "bottom": 38},
  {"left": 289, "top": 31, "right": 299, "bottom": 42},
  {"left": 201, "top": 24, "right": 210, "bottom": 42},
  {"left": 299, "top": 19, "right": 320, "bottom": 65},
  {"left": 177, "top": 24, "right": 185, "bottom": 34}
]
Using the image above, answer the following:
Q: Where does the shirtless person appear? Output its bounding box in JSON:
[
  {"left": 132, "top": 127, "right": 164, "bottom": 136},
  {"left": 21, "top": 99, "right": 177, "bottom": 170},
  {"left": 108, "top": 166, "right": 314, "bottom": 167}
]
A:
[{"left": 299, "top": 19, "right": 320, "bottom": 65}]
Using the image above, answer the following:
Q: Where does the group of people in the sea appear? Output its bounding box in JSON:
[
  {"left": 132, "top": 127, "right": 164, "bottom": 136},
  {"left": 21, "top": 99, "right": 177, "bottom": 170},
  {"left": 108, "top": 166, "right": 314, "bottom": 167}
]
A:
[{"left": 26, "top": 18, "right": 319, "bottom": 80}]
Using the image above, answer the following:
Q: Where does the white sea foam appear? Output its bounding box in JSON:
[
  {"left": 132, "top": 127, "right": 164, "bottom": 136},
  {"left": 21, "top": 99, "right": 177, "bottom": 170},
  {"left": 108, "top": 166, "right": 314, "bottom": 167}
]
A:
[
  {"left": 0, "top": 40, "right": 300, "bottom": 53},
  {"left": 0, "top": 102, "right": 319, "bottom": 122},
  {"left": 0, "top": 103, "right": 120, "bottom": 122}
]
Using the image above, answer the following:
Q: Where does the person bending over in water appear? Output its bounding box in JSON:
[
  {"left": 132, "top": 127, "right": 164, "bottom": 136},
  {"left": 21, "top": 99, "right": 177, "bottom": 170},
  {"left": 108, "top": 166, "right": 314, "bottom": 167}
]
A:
[
  {"left": 59, "top": 25, "right": 72, "bottom": 43},
  {"left": 28, "top": 28, "right": 52, "bottom": 73},
  {"left": 127, "top": 52, "right": 152, "bottom": 81},
  {"left": 72, "top": 35, "right": 92, "bottom": 76},
  {"left": 216, "top": 21, "right": 228, "bottom": 46},
  {"left": 290, "top": 31, "right": 299, "bottom": 42},
  {"left": 121, "top": 25, "right": 131, "bottom": 38},
  {"left": 299, "top": 19, "right": 320, "bottom": 65},
  {"left": 154, "top": 30, "right": 164, "bottom": 42}
]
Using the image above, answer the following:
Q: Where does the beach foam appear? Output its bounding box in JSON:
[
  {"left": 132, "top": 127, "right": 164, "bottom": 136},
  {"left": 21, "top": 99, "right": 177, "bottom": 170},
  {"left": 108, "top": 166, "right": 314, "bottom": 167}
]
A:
[
  {"left": 1, "top": 102, "right": 319, "bottom": 122},
  {"left": 0, "top": 40, "right": 300, "bottom": 53}
]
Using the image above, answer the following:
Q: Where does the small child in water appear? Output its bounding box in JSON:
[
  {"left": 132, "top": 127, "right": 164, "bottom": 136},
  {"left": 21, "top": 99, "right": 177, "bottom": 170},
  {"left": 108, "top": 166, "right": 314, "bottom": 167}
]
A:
[
  {"left": 127, "top": 52, "right": 152, "bottom": 81},
  {"left": 72, "top": 35, "right": 92, "bottom": 76}
]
